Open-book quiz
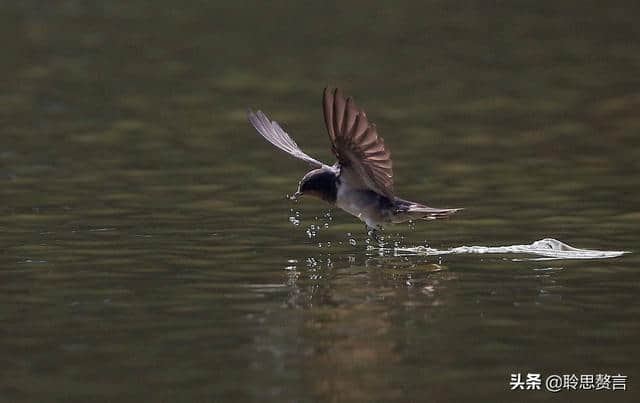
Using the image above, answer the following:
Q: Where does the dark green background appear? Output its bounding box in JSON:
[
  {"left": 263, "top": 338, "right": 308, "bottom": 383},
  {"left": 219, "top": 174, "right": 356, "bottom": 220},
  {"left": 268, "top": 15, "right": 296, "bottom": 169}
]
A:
[{"left": 1, "top": 1, "right": 639, "bottom": 401}]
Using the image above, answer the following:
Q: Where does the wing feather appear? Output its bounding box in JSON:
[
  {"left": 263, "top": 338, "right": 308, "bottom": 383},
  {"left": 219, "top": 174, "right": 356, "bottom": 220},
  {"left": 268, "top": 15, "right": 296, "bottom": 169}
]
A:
[
  {"left": 322, "top": 88, "right": 395, "bottom": 199},
  {"left": 247, "top": 109, "right": 326, "bottom": 168}
]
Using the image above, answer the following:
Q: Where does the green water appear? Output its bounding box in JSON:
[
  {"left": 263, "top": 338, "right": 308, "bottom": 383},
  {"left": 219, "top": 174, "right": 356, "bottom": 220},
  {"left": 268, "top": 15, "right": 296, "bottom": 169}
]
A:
[{"left": 2, "top": 1, "right": 639, "bottom": 402}]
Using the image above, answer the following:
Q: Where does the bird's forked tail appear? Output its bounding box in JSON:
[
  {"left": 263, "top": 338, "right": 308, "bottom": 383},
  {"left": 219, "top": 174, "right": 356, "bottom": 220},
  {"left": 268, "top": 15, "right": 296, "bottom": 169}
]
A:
[{"left": 393, "top": 198, "right": 462, "bottom": 222}]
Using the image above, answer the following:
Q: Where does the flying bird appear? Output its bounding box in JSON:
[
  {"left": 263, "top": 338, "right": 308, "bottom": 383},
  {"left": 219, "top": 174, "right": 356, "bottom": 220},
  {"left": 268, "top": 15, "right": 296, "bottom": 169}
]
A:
[{"left": 247, "top": 87, "right": 461, "bottom": 238}]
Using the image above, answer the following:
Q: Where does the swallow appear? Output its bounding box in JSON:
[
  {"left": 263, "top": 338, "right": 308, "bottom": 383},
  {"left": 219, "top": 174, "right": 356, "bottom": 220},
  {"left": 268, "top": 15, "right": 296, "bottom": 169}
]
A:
[{"left": 248, "top": 87, "right": 461, "bottom": 238}]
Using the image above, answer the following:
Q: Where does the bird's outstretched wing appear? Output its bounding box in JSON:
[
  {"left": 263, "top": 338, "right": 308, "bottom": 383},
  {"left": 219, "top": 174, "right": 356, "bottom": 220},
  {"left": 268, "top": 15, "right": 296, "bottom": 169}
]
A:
[
  {"left": 248, "top": 109, "right": 327, "bottom": 168},
  {"left": 323, "top": 87, "right": 394, "bottom": 199}
]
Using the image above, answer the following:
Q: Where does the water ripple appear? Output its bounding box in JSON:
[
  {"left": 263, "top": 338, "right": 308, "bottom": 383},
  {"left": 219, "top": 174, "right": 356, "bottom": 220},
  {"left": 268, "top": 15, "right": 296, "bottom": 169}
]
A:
[{"left": 381, "top": 238, "right": 628, "bottom": 260}]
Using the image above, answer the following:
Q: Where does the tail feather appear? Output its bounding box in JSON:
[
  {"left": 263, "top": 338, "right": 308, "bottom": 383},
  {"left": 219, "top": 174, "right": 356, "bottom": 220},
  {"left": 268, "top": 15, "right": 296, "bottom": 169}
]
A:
[
  {"left": 409, "top": 206, "right": 463, "bottom": 220},
  {"left": 393, "top": 198, "right": 462, "bottom": 222}
]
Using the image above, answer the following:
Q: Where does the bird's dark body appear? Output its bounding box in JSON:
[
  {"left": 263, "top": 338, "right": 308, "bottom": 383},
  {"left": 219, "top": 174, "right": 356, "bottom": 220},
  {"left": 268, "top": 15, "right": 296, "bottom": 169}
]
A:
[{"left": 299, "top": 167, "right": 456, "bottom": 232}]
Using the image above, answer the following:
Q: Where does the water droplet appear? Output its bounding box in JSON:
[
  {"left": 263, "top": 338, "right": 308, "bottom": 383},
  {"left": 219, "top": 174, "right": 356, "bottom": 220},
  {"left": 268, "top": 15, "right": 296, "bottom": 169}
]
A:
[{"left": 349, "top": 238, "right": 357, "bottom": 246}]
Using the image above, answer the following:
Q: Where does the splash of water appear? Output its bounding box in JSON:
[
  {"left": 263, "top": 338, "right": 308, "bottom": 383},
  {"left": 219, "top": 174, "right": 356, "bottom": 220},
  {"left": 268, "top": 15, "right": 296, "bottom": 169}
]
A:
[
  {"left": 288, "top": 208, "right": 301, "bottom": 226},
  {"left": 300, "top": 210, "right": 334, "bottom": 240},
  {"left": 378, "top": 238, "right": 628, "bottom": 260},
  {"left": 305, "top": 224, "right": 319, "bottom": 238}
]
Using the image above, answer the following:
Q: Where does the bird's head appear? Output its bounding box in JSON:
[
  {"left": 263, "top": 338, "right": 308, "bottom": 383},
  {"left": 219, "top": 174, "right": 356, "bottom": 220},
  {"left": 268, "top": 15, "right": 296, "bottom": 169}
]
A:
[{"left": 294, "top": 168, "right": 337, "bottom": 203}]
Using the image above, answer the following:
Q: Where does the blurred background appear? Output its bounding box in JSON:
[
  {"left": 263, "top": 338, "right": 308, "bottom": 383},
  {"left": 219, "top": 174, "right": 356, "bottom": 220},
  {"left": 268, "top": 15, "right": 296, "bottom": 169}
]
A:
[{"left": 1, "top": 1, "right": 639, "bottom": 402}]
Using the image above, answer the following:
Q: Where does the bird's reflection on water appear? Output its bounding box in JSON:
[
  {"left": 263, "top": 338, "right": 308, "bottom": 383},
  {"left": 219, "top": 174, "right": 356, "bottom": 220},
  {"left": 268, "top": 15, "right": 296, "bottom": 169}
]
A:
[
  {"left": 272, "top": 253, "right": 454, "bottom": 400},
  {"left": 263, "top": 247, "right": 572, "bottom": 401}
]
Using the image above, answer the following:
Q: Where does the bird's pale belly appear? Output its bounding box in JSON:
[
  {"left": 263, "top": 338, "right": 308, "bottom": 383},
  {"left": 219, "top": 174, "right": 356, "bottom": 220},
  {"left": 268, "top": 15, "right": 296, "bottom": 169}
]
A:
[{"left": 335, "top": 186, "right": 392, "bottom": 228}]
